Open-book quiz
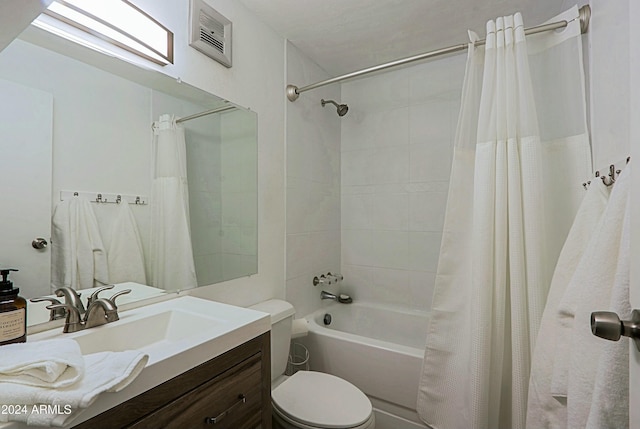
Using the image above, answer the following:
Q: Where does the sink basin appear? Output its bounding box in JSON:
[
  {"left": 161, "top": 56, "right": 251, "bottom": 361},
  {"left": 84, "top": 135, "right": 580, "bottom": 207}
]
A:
[
  {"left": 71, "top": 310, "right": 218, "bottom": 355},
  {"left": 29, "top": 295, "right": 270, "bottom": 365}
]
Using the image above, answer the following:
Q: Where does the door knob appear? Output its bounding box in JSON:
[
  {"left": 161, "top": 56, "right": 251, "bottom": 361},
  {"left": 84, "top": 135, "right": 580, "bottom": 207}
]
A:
[
  {"left": 591, "top": 309, "right": 640, "bottom": 351},
  {"left": 32, "top": 237, "right": 48, "bottom": 250}
]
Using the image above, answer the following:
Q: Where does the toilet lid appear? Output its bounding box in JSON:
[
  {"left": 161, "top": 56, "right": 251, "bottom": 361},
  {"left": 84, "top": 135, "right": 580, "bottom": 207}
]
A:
[{"left": 272, "top": 371, "right": 372, "bottom": 429}]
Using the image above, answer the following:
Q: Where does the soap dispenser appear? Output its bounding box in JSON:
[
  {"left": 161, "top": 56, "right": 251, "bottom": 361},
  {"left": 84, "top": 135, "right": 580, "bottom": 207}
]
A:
[{"left": 0, "top": 268, "right": 27, "bottom": 346}]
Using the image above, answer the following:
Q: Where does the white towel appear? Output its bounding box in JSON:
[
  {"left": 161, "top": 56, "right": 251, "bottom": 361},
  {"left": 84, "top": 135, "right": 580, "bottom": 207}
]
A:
[
  {"left": 51, "top": 197, "right": 109, "bottom": 291},
  {"left": 0, "top": 339, "right": 84, "bottom": 388},
  {"left": 585, "top": 181, "right": 630, "bottom": 429},
  {"left": 551, "top": 167, "right": 630, "bottom": 429},
  {"left": 526, "top": 179, "right": 610, "bottom": 428},
  {"left": 107, "top": 201, "right": 147, "bottom": 284},
  {"left": 0, "top": 350, "right": 148, "bottom": 427}
]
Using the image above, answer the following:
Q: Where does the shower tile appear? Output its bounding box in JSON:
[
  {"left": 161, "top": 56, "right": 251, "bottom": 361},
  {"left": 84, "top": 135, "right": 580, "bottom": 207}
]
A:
[
  {"left": 341, "top": 107, "right": 409, "bottom": 151},
  {"left": 369, "top": 267, "right": 411, "bottom": 307},
  {"left": 341, "top": 193, "right": 373, "bottom": 230},
  {"left": 409, "top": 141, "right": 453, "bottom": 183},
  {"left": 371, "top": 146, "right": 410, "bottom": 184},
  {"left": 341, "top": 148, "right": 374, "bottom": 186},
  {"left": 408, "top": 271, "right": 436, "bottom": 311},
  {"left": 409, "top": 232, "right": 442, "bottom": 272},
  {"left": 370, "top": 231, "right": 410, "bottom": 270},
  {"left": 287, "top": 178, "right": 339, "bottom": 234},
  {"left": 308, "top": 230, "right": 341, "bottom": 273},
  {"left": 409, "top": 101, "right": 455, "bottom": 144},
  {"left": 286, "top": 274, "right": 321, "bottom": 319},
  {"left": 342, "top": 68, "right": 410, "bottom": 113},
  {"left": 408, "top": 53, "right": 466, "bottom": 104},
  {"left": 409, "top": 191, "right": 448, "bottom": 232},
  {"left": 370, "top": 192, "right": 409, "bottom": 231},
  {"left": 287, "top": 233, "right": 314, "bottom": 280},
  {"left": 342, "top": 229, "right": 375, "bottom": 267}
]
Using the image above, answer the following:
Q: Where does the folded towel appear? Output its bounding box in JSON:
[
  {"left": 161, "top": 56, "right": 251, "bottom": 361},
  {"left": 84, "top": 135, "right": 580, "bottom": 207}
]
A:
[
  {"left": 526, "top": 179, "right": 610, "bottom": 428},
  {"left": 108, "top": 201, "right": 147, "bottom": 285},
  {"left": 0, "top": 339, "right": 84, "bottom": 388},
  {"left": 51, "top": 197, "right": 109, "bottom": 292},
  {"left": 0, "top": 350, "right": 148, "bottom": 427}
]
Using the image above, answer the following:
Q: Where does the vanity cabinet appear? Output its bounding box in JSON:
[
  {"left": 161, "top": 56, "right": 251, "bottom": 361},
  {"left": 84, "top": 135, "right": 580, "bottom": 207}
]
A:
[{"left": 72, "top": 332, "right": 271, "bottom": 429}]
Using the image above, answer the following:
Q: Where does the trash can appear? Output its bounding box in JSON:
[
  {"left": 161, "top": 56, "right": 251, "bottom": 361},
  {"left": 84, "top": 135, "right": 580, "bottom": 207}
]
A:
[{"left": 286, "top": 342, "right": 309, "bottom": 375}]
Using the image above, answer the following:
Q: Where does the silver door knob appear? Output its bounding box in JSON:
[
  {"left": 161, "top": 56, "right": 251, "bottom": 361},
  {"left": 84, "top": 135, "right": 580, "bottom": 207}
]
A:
[
  {"left": 591, "top": 309, "right": 640, "bottom": 351},
  {"left": 31, "top": 237, "right": 48, "bottom": 250}
]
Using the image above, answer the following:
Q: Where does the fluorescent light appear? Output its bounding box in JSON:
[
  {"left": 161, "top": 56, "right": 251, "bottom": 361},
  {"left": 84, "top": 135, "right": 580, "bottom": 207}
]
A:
[{"left": 33, "top": 0, "right": 173, "bottom": 65}]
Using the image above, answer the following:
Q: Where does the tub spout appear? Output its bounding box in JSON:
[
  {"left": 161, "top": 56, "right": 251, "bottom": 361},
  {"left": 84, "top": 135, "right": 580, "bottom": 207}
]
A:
[
  {"left": 321, "top": 290, "right": 337, "bottom": 300},
  {"left": 321, "top": 290, "right": 353, "bottom": 303}
]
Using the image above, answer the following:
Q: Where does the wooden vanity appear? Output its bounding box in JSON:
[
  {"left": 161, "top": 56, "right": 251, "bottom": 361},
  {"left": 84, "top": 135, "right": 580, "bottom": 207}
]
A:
[{"left": 72, "top": 332, "right": 271, "bottom": 429}]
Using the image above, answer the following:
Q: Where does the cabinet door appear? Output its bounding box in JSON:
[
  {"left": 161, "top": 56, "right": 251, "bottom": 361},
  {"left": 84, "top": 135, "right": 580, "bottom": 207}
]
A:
[{"left": 128, "top": 354, "right": 263, "bottom": 429}]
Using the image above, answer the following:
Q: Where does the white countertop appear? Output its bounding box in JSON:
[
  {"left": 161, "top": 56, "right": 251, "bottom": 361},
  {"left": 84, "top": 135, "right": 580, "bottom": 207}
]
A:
[{"left": 1, "top": 295, "right": 270, "bottom": 428}]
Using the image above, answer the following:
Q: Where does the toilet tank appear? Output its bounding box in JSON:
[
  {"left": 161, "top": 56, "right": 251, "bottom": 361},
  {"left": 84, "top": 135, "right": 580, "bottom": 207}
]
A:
[{"left": 249, "top": 299, "right": 295, "bottom": 381}]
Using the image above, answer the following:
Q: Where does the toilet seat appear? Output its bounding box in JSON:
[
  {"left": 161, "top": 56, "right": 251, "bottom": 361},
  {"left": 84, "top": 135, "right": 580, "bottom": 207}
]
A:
[{"left": 272, "top": 371, "right": 374, "bottom": 429}]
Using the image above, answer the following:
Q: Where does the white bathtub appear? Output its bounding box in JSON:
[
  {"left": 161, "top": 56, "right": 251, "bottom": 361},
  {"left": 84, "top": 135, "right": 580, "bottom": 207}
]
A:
[{"left": 301, "top": 302, "right": 429, "bottom": 428}]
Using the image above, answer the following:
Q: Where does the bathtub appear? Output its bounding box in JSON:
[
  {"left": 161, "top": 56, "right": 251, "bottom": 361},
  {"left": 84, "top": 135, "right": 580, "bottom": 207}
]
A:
[{"left": 301, "top": 302, "right": 429, "bottom": 428}]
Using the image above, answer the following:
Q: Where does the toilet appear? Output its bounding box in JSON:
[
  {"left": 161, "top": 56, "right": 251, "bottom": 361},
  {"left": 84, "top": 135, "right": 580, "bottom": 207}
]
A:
[{"left": 250, "top": 299, "right": 375, "bottom": 429}]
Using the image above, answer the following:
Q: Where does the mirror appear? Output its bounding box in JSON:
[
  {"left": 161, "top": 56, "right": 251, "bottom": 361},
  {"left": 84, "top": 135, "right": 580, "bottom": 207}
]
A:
[{"left": 0, "top": 27, "right": 258, "bottom": 326}]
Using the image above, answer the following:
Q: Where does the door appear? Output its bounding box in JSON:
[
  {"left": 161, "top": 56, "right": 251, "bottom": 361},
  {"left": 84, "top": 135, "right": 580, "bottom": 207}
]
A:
[
  {"left": 0, "top": 79, "right": 53, "bottom": 298},
  {"left": 630, "top": 2, "right": 640, "bottom": 427}
]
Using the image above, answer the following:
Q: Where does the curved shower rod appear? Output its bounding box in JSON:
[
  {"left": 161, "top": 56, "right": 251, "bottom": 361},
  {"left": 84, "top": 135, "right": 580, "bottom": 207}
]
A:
[{"left": 286, "top": 5, "right": 591, "bottom": 102}]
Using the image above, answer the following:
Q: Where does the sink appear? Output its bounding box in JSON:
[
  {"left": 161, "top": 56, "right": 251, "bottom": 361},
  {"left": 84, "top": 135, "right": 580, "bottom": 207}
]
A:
[
  {"left": 5, "top": 295, "right": 270, "bottom": 428},
  {"left": 71, "top": 310, "right": 219, "bottom": 355},
  {"left": 29, "top": 295, "right": 270, "bottom": 365}
]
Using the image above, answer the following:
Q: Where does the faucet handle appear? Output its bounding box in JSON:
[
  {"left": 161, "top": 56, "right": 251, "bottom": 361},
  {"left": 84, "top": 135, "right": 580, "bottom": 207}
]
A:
[
  {"left": 87, "top": 284, "right": 115, "bottom": 307},
  {"left": 326, "top": 272, "right": 344, "bottom": 283},
  {"left": 30, "top": 297, "right": 66, "bottom": 321},
  {"left": 108, "top": 289, "right": 131, "bottom": 308},
  {"left": 46, "top": 304, "right": 83, "bottom": 332},
  {"left": 313, "top": 275, "right": 331, "bottom": 286}
]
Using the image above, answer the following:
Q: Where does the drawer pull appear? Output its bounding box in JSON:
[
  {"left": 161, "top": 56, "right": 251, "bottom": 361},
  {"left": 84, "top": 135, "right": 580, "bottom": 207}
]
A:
[{"left": 205, "top": 394, "right": 246, "bottom": 424}]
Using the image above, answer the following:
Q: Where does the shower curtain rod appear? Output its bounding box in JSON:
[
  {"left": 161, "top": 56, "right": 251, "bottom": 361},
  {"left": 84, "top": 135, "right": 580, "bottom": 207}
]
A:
[
  {"left": 175, "top": 104, "right": 236, "bottom": 123},
  {"left": 286, "top": 4, "right": 591, "bottom": 102}
]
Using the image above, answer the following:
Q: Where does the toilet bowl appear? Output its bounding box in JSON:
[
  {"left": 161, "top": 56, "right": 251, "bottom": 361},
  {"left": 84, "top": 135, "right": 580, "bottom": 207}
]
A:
[{"left": 249, "top": 300, "right": 375, "bottom": 429}]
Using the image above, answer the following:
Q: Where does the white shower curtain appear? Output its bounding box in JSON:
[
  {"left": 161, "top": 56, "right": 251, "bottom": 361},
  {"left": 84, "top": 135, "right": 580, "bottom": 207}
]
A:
[
  {"left": 417, "top": 7, "right": 591, "bottom": 429},
  {"left": 149, "top": 114, "right": 197, "bottom": 290}
]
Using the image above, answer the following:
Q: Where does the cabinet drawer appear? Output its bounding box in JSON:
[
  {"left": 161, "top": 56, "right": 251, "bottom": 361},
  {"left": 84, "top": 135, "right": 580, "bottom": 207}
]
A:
[{"left": 128, "top": 354, "right": 262, "bottom": 429}]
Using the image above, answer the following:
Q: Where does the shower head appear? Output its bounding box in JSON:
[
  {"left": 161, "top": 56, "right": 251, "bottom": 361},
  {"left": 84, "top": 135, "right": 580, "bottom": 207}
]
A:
[{"left": 321, "top": 99, "right": 349, "bottom": 117}]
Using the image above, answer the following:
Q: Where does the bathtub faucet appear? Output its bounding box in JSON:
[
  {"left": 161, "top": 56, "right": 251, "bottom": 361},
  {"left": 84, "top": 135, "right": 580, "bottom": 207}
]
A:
[{"left": 321, "top": 290, "right": 353, "bottom": 304}]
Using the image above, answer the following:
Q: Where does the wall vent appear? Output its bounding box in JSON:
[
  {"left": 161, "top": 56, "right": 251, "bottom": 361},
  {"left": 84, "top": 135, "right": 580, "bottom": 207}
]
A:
[{"left": 189, "top": 0, "right": 232, "bottom": 67}]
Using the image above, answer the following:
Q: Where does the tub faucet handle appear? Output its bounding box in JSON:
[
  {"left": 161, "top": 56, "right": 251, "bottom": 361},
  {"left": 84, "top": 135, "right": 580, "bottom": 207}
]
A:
[
  {"left": 313, "top": 275, "right": 331, "bottom": 286},
  {"left": 326, "top": 272, "right": 344, "bottom": 283}
]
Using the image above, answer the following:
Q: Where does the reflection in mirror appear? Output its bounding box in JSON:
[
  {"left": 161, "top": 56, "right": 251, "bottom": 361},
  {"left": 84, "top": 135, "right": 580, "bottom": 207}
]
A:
[{"left": 0, "top": 29, "right": 257, "bottom": 327}]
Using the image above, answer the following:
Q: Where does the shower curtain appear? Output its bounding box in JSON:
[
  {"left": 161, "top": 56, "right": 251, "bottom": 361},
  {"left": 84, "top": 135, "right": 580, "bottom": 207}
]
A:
[
  {"left": 149, "top": 114, "right": 197, "bottom": 290},
  {"left": 416, "top": 7, "right": 591, "bottom": 429}
]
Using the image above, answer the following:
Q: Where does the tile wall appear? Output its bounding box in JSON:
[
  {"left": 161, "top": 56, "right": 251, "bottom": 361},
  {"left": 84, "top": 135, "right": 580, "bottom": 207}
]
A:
[{"left": 340, "top": 54, "right": 466, "bottom": 311}]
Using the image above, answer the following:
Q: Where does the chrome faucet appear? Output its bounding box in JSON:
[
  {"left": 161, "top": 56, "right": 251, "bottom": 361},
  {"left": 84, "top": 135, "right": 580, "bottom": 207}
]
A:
[
  {"left": 321, "top": 290, "right": 338, "bottom": 300},
  {"left": 321, "top": 290, "right": 353, "bottom": 304},
  {"left": 55, "top": 287, "right": 86, "bottom": 315},
  {"left": 46, "top": 287, "right": 131, "bottom": 333}
]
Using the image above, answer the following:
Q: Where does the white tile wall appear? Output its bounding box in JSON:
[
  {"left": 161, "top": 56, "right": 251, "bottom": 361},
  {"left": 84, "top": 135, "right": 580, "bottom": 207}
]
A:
[
  {"left": 340, "top": 53, "right": 466, "bottom": 312},
  {"left": 286, "top": 42, "right": 342, "bottom": 317}
]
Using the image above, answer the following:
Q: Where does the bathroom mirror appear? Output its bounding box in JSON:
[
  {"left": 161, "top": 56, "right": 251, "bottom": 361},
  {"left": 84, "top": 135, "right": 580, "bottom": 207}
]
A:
[{"left": 0, "top": 26, "right": 258, "bottom": 326}]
